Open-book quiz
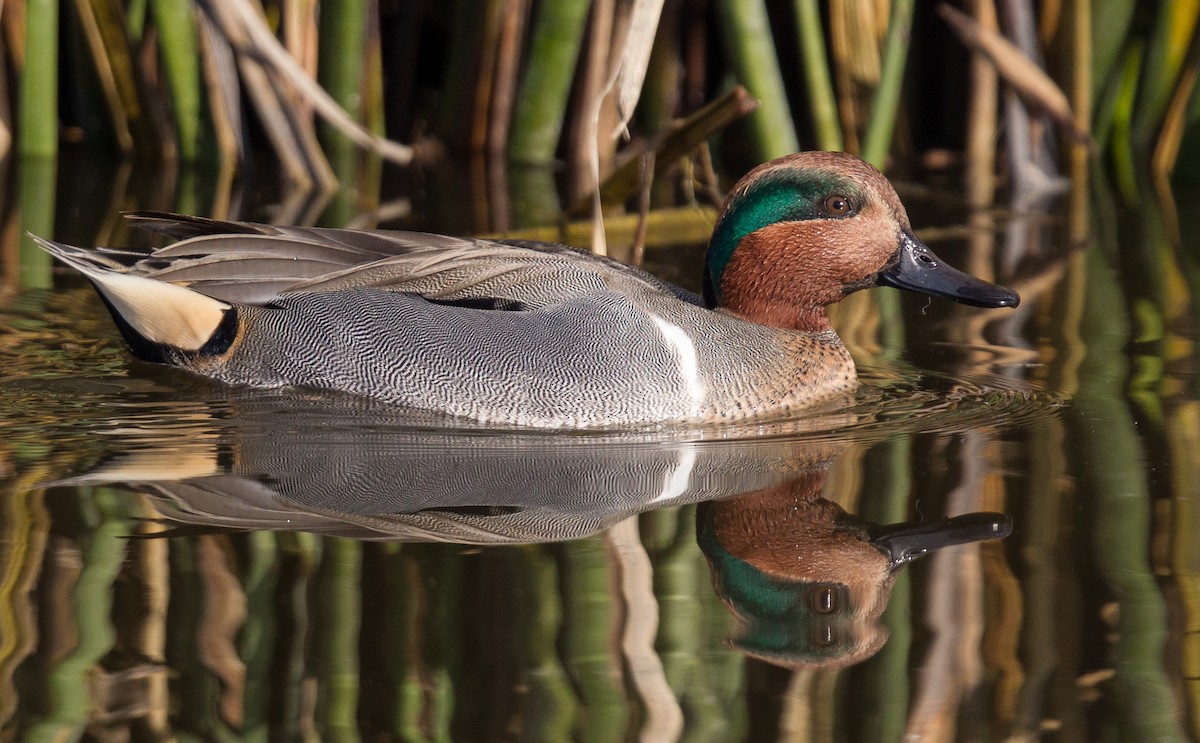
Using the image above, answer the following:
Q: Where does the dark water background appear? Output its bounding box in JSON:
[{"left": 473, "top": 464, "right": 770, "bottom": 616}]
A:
[{"left": 1, "top": 151, "right": 1197, "bottom": 742}]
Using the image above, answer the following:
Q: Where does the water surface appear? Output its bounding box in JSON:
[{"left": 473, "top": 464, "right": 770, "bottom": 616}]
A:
[{"left": 1, "top": 158, "right": 1197, "bottom": 741}]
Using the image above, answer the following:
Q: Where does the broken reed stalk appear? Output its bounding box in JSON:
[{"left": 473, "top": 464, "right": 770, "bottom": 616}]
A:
[
  {"left": 609, "top": 0, "right": 666, "bottom": 136},
  {"left": 938, "top": 3, "right": 1093, "bottom": 150},
  {"left": 214, "top": 0, "right": 413, "bottom": 166},
  {"left": 204, "top": 0, "right": 333, "bottom": 190},
  {"left": 75, "top": 0, "right": 136, "bottom": 155},
  {"left": 489, "top": 205, "right": 717, "bottom": 251},
  {"left": 572, "top": 85, "right": 759, "bottom": 215},
  {"left": 195, "top": 9, "right": 243, "bottom": 180}
]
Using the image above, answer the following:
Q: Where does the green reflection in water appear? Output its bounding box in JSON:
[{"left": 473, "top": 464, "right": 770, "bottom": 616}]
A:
[
  {"left": 26, "top": 488, "right": 130, "bottom": 743},
  {"left": 241, "top": 531, "right": 280, "bottom": 743},
  {"left": 1071, "top": 236, "right": 1185, "bottom": 741},
  {"left": 517, "top": 546, "right": 575, "bottom": 742},
  {"left": 649, "top": 505, "right": 744, "bottom": 743},
  {"left": 850, "top": 438, "right": 912, "bottom": 742},
  {"left": 314, "top": 538, "right": 363, "bottom": 742},
  {"left": 559, "top": 539, "right": 628, "bottom": 743}
]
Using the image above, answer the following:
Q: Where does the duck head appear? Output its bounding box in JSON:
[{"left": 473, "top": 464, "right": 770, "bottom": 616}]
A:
[{"left": 704, "top": 151, "right": 1019, "bottom": 332}]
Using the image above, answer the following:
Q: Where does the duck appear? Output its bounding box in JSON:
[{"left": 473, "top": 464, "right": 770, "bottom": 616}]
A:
[{"left": 33, "top": 151, "right": 1018, "bottom": 429}]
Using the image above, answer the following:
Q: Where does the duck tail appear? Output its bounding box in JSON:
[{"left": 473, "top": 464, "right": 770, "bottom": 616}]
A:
[{"left": 30, "top": 235, "right": 233, "bottom": 357}]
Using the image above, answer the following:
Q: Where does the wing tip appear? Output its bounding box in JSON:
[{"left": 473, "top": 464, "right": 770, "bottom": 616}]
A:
[{"left": 124, "top": 211, "right": 270, "bottom": 239}]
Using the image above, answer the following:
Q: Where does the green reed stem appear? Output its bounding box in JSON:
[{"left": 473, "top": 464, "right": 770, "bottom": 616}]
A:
[
  {"left": 318, "top": 0, "right": 368, "bottom": 141},
  {"left": 423, "top": 546, "right": 462, "bottom": 742},
  {"left": 126, "top": 0, "right": 148, "bottom": 38},
  {"left": 1090, "top": 0, "right": 1136, "bottom": 109},
  {"left": 1124, "top": 172, "right": 1174, "bottom": 425},
  {"left": 21, "top": 0, "right": 58, "bottom": 158},
  {"left": 150, "top": 0, "right": 203, "bottom": 162},
  {"left": 794, "top": 0, "right": 842, "bottom": 151},
  {"left": 639, "top": 0, "right": 682, "bottom": 148},
  {"left": 716, "top": 0, "right": 799, "bottom": 160},
  {"left": 508, "top": 164, "right": 563, "bottom": 228},
  {"left": 318, "top": 0, "right": 382, "bottom": 218},
  {"left": 19, "top": 156, "right": 55, "bottom": 290},
  {"left": 875, "top": 291, "right": 906, "bottom": 357},
  {"left": 861, "top": 0, "right": 914, "bottom": 168},
  {"left": 508, "top": 0, "right": 591, "bottom": 165},
  {"left": 277, "top": 532, "right": 319, "bottom": 740}
]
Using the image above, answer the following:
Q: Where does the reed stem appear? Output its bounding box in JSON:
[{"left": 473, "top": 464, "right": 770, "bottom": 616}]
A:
[
  {"left": 150, "top": 0, "right": 204, "bottom": 162},
  {"left": 794, "top": 0, "right": 842, "bottom": 151},
  {"left": 861, "top": 0, "right": 914, "bottom": 168},
  {"left": 20, "top": 0, "right": 58, "bottom": 158},
  {"left": 19, "top": 156, "right": 55, "bottom": 290},
  {"left": 318, "top": 0, "right": 368, "bottom": 140},
  {"left": 508, "top": 0, "right": 591, "bottom": 165},
  {"left": 715, "top": 0, "right": 799, "bottom": 159}
]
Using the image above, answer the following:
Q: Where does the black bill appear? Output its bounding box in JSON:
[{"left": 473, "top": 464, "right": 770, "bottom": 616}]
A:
[{"left": 878, "top": 231, "right": 1020, "bottom": 308}]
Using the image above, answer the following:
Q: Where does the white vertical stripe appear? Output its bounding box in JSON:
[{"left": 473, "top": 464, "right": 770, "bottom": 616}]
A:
[{"left": 650, "top": 314, "right": 705, "bottom": 415}]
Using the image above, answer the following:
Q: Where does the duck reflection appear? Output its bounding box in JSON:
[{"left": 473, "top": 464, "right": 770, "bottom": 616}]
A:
[
  {"left": 53, "top": 394, "right": 868, "bottom": 542},
  {"left": 63, "top": 427, "right": 845, "bottom": 544},
  {"left": 51, "top": 395, "right": 1010, "bottom": 672},
  {"left": 698, "top": 470, "right": 1009, "bottom": 668}
]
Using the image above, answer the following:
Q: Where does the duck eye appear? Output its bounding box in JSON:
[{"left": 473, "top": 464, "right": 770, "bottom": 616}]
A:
[{"left": 823, "top": 194, "right": 853, "bottom": 217}]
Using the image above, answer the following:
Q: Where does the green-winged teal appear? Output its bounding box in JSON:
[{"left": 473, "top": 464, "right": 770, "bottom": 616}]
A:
[{"left": 34, "top": 151, "right": 1018, "bottom": 428}]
